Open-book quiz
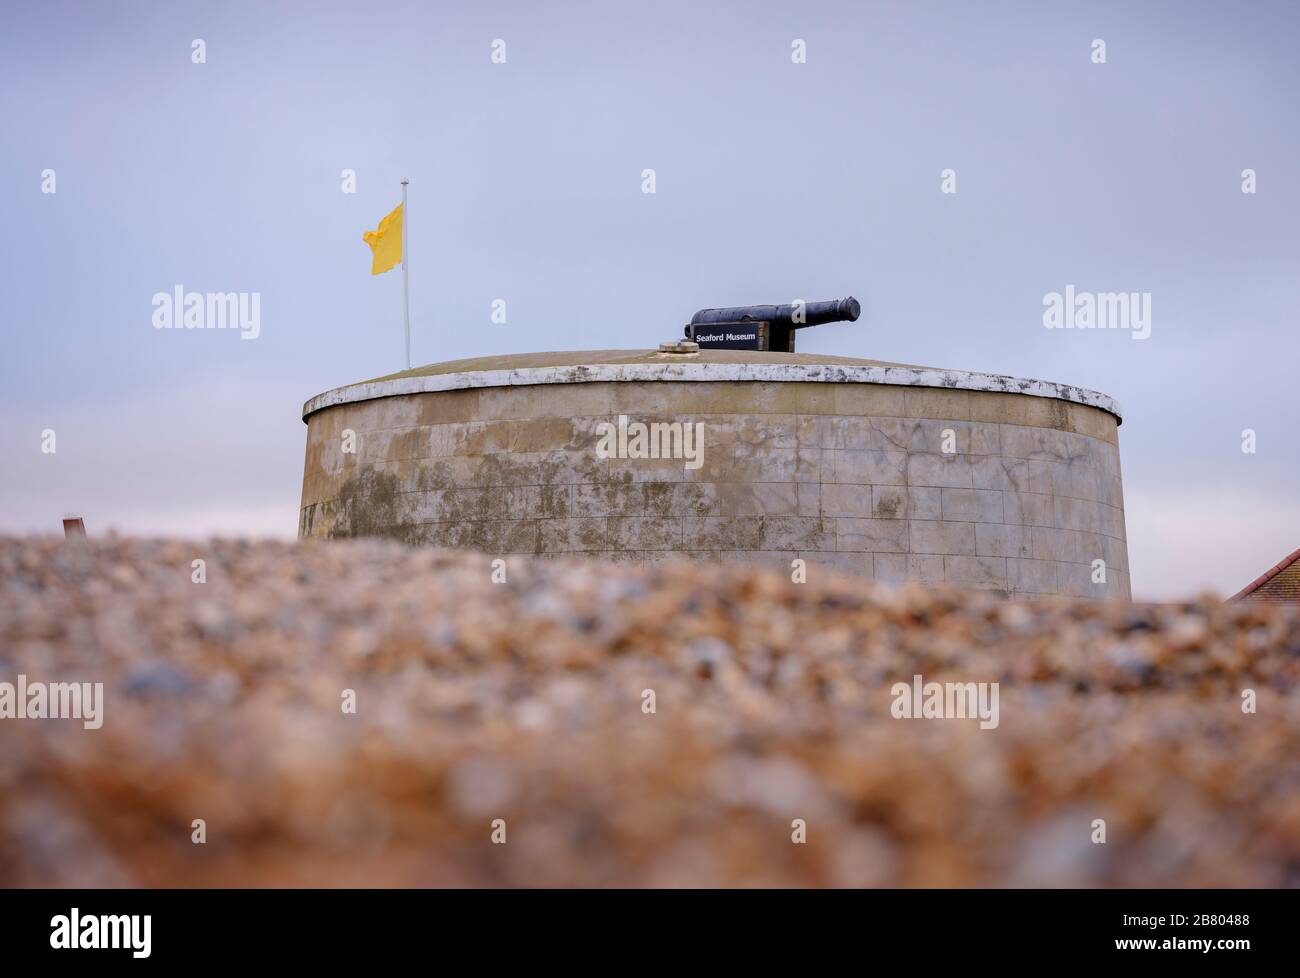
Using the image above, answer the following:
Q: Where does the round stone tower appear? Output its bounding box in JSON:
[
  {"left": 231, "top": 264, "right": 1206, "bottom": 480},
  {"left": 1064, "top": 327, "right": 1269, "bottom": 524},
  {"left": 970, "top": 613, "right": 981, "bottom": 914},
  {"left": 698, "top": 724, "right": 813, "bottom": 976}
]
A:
[{"left": 300, "top": 350, "right": 1128, "bottom": 598}]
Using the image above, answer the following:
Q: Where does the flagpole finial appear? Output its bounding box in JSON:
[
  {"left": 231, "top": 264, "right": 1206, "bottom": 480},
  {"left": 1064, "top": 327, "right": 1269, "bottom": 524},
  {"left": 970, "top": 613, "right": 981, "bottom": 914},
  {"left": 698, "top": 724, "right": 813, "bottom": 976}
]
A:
[{"left": 401, "top": 178, "right": 409, "bottom": 185}]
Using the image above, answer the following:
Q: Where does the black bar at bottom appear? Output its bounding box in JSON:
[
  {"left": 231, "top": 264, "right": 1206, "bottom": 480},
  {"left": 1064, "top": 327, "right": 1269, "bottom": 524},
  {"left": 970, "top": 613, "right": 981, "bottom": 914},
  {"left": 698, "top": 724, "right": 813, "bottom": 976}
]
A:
[{"left": 0, "top": 888, "right": 1287, "bottom": 966}]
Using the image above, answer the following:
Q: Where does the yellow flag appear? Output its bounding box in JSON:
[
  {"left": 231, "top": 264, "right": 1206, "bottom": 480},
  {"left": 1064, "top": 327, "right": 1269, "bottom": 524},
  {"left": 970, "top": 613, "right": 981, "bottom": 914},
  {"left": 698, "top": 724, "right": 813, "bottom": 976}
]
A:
[{"left": 362, "top": 203, "right": 403, "bottom": 275}]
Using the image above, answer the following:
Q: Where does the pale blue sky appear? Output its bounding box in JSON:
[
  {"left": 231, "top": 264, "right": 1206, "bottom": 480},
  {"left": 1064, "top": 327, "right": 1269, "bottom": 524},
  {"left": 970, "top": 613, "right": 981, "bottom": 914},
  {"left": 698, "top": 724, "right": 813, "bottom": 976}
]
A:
[{"left": 2, "top": 0, "right": 1297, "bottom": 598}]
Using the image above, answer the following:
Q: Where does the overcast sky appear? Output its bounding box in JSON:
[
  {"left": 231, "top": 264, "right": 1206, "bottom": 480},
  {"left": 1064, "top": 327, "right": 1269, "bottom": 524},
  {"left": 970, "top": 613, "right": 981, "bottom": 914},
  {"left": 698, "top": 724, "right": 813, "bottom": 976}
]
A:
[{"left": 2, "top": 0, "right": 1297, "bottom": 599}]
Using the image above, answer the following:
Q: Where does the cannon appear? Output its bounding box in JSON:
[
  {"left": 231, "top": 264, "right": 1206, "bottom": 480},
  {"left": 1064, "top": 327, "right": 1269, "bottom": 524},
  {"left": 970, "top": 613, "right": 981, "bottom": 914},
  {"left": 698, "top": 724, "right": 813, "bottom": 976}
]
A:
[{"left": 684, "top": 296, "right": 860, "bottom": 352}]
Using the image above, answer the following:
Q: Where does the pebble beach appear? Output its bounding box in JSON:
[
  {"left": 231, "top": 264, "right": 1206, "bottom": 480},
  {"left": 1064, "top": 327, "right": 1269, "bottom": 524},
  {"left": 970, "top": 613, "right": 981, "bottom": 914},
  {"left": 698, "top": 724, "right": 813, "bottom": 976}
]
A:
[{"left": 1, "top": 536, "right": 1297, "bottom": 887}]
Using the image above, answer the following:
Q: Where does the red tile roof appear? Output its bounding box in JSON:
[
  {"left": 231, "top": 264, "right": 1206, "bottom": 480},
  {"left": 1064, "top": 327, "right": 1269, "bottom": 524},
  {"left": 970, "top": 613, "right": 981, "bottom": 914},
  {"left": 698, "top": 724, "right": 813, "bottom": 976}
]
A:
[{"left": 1230, "top": 548, "right": 1300, "bottom": 604}]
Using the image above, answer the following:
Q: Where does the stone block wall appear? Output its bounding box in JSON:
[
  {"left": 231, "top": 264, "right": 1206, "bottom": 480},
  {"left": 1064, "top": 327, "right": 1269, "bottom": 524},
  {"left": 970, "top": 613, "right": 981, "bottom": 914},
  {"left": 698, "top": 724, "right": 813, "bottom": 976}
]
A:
[{"left": 299, "top": 380, "right": 1129, "bottom": 598}]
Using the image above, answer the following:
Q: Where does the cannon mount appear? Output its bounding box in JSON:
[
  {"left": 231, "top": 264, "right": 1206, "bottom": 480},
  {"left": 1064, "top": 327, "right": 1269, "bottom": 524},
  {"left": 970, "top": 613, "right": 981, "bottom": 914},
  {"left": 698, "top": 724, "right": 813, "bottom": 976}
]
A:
[{"left": 683, "top": 297, "right": 860, "bottom": 352}]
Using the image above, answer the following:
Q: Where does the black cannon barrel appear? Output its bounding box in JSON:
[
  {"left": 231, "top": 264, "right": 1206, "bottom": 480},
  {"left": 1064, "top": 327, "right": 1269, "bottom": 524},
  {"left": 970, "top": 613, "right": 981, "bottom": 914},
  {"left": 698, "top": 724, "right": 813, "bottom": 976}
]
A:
[{"left": 690, "top": 296, "right": 860, "bottom": 329}]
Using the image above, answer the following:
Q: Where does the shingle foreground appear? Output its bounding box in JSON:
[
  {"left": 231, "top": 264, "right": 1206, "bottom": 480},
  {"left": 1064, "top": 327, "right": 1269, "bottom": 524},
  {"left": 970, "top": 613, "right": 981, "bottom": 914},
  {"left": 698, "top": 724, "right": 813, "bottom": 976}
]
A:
[{"left": 2, "top": 537, "right": 1298, "bottom": 887}]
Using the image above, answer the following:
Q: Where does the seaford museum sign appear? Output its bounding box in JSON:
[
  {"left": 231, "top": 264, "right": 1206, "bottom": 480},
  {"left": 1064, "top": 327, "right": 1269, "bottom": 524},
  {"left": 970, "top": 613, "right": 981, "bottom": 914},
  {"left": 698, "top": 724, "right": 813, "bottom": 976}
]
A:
[{"left": 685, "top": 296, "right": 861, "bottom": 352}]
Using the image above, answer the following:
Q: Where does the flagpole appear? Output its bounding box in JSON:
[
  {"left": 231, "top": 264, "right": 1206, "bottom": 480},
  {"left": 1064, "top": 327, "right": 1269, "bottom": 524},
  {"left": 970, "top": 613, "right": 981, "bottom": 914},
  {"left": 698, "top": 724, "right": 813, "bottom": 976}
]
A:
[{"left": 401, "top": 178, "right": 411, "bottom": 370}]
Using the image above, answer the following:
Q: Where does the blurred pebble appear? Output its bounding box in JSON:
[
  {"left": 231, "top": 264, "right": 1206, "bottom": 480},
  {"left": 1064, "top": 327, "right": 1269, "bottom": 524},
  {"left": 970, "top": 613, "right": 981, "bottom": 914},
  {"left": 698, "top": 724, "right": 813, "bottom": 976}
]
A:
[{"left": 0, "top": 535, "right": 1297, "bottom": 887}]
